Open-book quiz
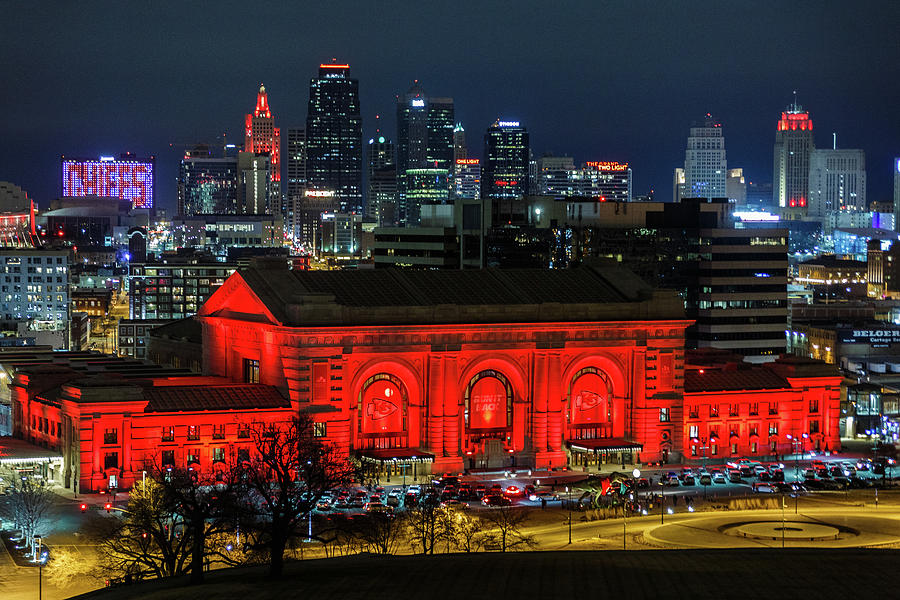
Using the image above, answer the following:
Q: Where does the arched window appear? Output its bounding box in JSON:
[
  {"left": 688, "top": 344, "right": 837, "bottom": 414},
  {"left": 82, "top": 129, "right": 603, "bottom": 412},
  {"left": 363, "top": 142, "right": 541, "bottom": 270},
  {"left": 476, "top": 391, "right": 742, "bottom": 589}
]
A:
[
  {"left": 357, "top": 374, "right": 408, "bottom": 449},
  {"left": 568, "top": 367, "right": 614, "bottom": 437},
  {"left": 464, "top": 370, "right": 513, "bottom": 431}
]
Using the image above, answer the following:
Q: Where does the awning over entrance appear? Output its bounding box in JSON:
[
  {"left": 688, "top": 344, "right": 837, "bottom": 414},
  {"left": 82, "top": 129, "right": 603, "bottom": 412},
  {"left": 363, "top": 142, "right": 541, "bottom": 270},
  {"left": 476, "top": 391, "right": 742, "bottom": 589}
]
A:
[
  {"left": 0, "top": 436, "right": 63, "bottom": 465},
  {"left": 567, "top": 438, "right": 643, "bottom": 453},
  {"left": 357, "top": 448, "right": 435, "bottom": 463}
]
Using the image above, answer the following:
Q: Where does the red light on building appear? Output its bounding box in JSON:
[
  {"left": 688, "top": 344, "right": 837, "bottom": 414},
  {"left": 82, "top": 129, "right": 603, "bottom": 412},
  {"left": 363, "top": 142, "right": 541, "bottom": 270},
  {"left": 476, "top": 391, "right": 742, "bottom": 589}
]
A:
[
  {"left": 585, "top": 161, "right": 629, "bottom": 172},
  {"left": 319, "top": 63, "right": 350, "bottom": 69},
  {"left": 456, "top": 158, "right": 480, "bottom": 165}
]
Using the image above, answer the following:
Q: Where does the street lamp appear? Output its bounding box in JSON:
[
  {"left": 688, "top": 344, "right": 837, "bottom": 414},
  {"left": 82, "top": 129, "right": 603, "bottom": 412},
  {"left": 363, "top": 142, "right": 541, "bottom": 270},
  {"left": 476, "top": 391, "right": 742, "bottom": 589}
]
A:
[{"left": 565, "top": 486, "right": 572, "bottom": 545}]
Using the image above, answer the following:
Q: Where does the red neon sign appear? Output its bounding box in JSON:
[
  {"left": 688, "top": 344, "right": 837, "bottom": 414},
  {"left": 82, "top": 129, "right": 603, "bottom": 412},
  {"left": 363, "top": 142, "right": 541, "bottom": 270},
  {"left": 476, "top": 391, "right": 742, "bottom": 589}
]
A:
[
  {"left": 585, "top": 161, "right": 628, "bottom": 172},
  {"left": 469, "top": 376, "right": 508, "bottom": 430},
  {"left": 319, "top": 64, "right": 350, "bottom": 69},
  {"left": 456, "top": 159, "right": 480, "bottom": 165}
]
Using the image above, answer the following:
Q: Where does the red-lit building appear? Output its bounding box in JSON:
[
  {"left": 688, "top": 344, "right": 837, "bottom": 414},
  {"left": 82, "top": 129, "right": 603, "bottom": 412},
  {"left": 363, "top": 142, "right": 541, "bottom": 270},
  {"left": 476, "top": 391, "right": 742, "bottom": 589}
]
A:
[
  {"left": 682, "top": 350, "right": 843, "bottom": 462},
  {"left": 245, "top": 84, "right": 281, "bottom": 202},
  {"left": 197, "top": 264, "right": 691, "bottom": 475}
]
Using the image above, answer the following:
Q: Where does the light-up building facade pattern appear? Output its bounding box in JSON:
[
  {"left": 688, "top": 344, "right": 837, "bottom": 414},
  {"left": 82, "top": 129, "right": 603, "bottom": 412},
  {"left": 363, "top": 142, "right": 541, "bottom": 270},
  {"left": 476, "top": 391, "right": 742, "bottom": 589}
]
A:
[
  {"left": 245, "top": 84, "right": 281, "bottom": 214},
  {"left": 305, "top": 63, "right": 363, "bottom": 214},
  {"left": 61, "top": 155, "right": 154, "bottom": 210},
  {"left": 405, "top": 168, "right": 449, "bottom": 223},
  {"left": 482, "top": 120, "right": 529, "bottom": 200},
  {"left": 683, "top": 114, "right": 726, "bottom": 200},
  {"left": 367, "top": 136, "right": 397, "bottom": 226},
  {"left": 774, "top": 100, "right": 815, "bottom": 211},
  {"left": 453, "top": 159, "right": 481, "bottom": 200}
]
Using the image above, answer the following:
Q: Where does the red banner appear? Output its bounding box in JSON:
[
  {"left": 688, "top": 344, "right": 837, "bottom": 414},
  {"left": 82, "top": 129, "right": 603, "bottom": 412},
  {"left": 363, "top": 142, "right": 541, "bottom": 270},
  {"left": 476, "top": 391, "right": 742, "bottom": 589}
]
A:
[
  {"left": 469, "top": 376, "right": 508, "bottom": 430},
  {"left": 571, "top": 372, "right": 609, "bottom": 425},
  {"left": 361, "top": 379, "right": 404, "bottom": 434}
]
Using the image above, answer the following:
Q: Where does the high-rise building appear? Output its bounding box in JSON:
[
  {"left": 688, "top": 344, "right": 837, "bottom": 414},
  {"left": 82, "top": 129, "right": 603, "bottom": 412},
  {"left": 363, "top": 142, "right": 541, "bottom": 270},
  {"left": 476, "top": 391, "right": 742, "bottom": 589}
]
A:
[
  {"left": 683, "top": 114, "right": 726, "bottom": 200},
  {"left": 579, "top": 162, "right": 632, "bottom": 202},
  {"left": 453, "top": 123, "right": 467, "bottom": 162},
  {"left": 405, "top": 169, "right": 449, "bottom": 224},
  {"left": 366, "top": 135, "right": 397, "bottom": 226},
  {"left": 726, "top": 168, "right": 747, "bottom": 205},
  {"left": 396, "top": 83, "right": 455, "bottom": 226},
  {"left": 61, "top": 154, "right": 155, "bottom": 210},
  {"left": 285, "top": 128, "right": 307, "bottom": 242},
  {"left": 808, "top": 148, "right": 866, "bottom": 217},
  {"left": 305, "top": 62, "right": 363, "bottom": 214},
  {"left": 177, "top": 146, "right": 238, "bottom": 216},
  {"left": 894, "top": 158, "right": 900, "bottom": 229},
  {"left": 482, "top": 120, "right": 529, "bottom": 200},
  {"left": 673, "top": 168, "right": 685, "bottom": 203},
  {"left": 244, "top": 84, "right": 281, "bottom": 211},
  {"left": 0, "top": 248, "right": 70, "bottom": 344},
  {"left": 774, "top": 98, "right": 815, "bottom": 211},
  {"left": 236, "top": 151, "right": 270, "bottom": 214},
  {"left": 537, "top": 156, "right": 576, "bottom": 195},
  {"left": 453, "top": 159, "right": 481, "bottom": 200}
]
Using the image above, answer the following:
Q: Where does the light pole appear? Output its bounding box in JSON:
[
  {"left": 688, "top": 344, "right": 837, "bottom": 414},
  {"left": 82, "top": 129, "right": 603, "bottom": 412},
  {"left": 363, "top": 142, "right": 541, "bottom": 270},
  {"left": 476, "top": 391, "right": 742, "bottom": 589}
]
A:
[
  {"left": 566, "top": 486, "right": 572, "bottom": 544},
  {"left": 627, "top": 468, "right": 640, "bottom": 551},
  {"left": 660, "top": 479, "right": 665, "bottom": 524}
]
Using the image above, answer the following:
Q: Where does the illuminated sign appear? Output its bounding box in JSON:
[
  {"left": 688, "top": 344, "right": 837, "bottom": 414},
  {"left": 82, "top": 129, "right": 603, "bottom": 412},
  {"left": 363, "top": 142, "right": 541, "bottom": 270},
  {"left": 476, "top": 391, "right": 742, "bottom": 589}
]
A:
[
  {"left": 456, "top": 158, "right": 480, "bottom": 165},
  {"left": 468, "top": 376, "right": 509, "bottom": 430},
  {"left": 570, "top": 371, "right": 610, "bottom": 425},
  {"left": 840, "top": 328, "right": 900, "bottom": 346},
  {"left": 585, "top": 161, "right": 629, "bottom": 172},
  {"left": 360, "top": 378, "right": 405, "bottom": 434},
  {"left": 497, "top": 121, "right": 520, "bottom": 127},
  {"left": 411, "top": 98, "right": 425, "bottom": 107},
  {"left": 305, "top": 190, "right": 335, "bottom": 197},
  {"left": 319, "top": 63, "right": 350, "bottom": 69},
  {"left": 733, "top": 211, "right": 780, "bottom": 222},
  {"left": 62, "top": 157, "right": 154, "bottom": 209}
]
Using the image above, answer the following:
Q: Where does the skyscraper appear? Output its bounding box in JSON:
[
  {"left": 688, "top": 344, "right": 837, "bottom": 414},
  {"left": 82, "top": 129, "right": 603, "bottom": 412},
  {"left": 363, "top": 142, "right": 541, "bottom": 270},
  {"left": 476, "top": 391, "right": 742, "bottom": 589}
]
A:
[
  {"left": 178, "top": 145, "right": 238, "bottom": 215},
  {"left": 726, "top": 168, "right": 747, "bottom": 205},
  {"left": 453, "top": 123, "right": 467, "bottom": 162},
  {"left": 396, "top": 82, "right": 454, "bottom": 226},
  {"left": 244, "top": 84, "right": 281, "bottom": 210},
  {"left": 894, "top": 158, "right": 900, "bottom": 230},
  {"left": 236, "top": 152, "right": 270, "bottom": 214},
  {"left": 285, "top": 128, "right": 307, "bottom": 242},
  {"left": 367, "top": 134, "right": 397, "bottom": 226},
  {"left": 481, "top": 120, "right": 529, "bottom": 200},
  {"left": 61, "top": 154, "right": 154, "bottom": 210},
  {"left": 774, "top": 98, "right": 815, "bottom": 212},
  {"left": 683, "top": 114, "right": 726, "bottom": 200},
  {"left": 305, "top": 62, "right": 363, "bottom": 214},
  {"left": 808, "top": 148, "right": 866, "bottom": 217}
]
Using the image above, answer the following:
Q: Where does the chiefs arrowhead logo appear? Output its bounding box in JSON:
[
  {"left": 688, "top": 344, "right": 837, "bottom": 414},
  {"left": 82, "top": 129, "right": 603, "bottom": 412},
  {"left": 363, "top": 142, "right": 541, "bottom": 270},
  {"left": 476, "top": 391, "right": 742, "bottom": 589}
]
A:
[
  {"left": 576, "top": 390, "right": 604, "bottom": 412},
  {"left": 366, "top": 397, "right": 398, "bottom": 421}
]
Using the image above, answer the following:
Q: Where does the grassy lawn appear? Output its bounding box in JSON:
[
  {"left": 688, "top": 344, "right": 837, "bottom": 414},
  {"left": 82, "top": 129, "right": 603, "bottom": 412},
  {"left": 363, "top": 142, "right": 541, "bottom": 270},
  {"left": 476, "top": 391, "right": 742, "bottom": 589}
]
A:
[{"left": 72, "top": 548, "right": 896, "bottom": 600}]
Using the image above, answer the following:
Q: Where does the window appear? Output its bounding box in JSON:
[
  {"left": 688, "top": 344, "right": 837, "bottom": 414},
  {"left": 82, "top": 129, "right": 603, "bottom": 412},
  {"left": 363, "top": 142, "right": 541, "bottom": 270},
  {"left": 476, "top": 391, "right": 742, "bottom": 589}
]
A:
[
  {"left": 749, "top": 403, "right": 759, "bottom": 416},
  {"left": 314, "top": 422, "right": 327, "bottom": 438},
  {"left": 691, "top": 445, "right": 697, "bottom": 456},
  {"left": 810, "top": 420, "right": 820, "bottom": 434},
  {"left": 729, "top": 404, "right": 739, "bottom": 417},
  {"left": 709, "top": 405, "right": 719, "bottom": 418},
  {"left": 688, "top": 406, "right": 699, "bottom": 419},
  {"left": 688, "top": 425, "right": 699, "bottom": 439},
  {"left": 212, "top": 447, "right": 225, "bottom": 463},
  {"left": 730, "top": 443, "right": 738, "bottom": 455},
  {"left": 162, "top": 450, "right": 175, "bottom": 466},
  {"left": 710, "top": 444, "right": 718, "bottom": 456},
  {"left": 750, "top": 442, "right": 758, "bottom": 454},
  {"left": 237, "top": 425, "right": 250, "bottom": 439},
  {"left": 749, "top": 426, "right": 759, "bottom": 437},
  {"left": 187, "top": 425, "right": 199, "bottom": 441},
  {"left": 103, "top": 428, "right": 118, "bottom": 444},
  {"left": 162, "top": 426, "right": 175, "bottom": 442},
  {"left": 104, "top": 452, "right": 118, "bottom": 470},
  {"left": 237, "top": 448, "right": 250, "bottom": 463},
  {"left": 659, "top": 408, "right": 670, "bottom": 423},
  {"left": 186, "top": 452, "right": 199, "bottom": 466},
  {"left": 243, "top": 358, "right": 260, "bottom": 384},
  {"left": 809, "top": 399, "right": 819, "bottom": 413},
  {"left": 212, "top": 424, "right": 225, "bottom": 440},
  {"left": 768, "top": 424, "right": 778, "bottom": 436},
  {"left": 769, "top": 403, "right": 778, "bottom": 416}
]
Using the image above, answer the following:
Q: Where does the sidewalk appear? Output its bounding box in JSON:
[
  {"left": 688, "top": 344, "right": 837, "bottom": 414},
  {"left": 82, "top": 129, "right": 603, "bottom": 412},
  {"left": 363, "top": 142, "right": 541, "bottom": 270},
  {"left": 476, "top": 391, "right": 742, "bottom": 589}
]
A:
[{"left": 49, "top": 482, "right": 130, "bottom": 507}]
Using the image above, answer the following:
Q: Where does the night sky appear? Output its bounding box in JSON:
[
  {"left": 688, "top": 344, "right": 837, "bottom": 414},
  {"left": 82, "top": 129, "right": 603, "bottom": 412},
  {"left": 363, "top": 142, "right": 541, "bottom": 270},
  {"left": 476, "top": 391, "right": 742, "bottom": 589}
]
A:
[{"left": 2, "top": 1, "right": 899, "bottom": 212}]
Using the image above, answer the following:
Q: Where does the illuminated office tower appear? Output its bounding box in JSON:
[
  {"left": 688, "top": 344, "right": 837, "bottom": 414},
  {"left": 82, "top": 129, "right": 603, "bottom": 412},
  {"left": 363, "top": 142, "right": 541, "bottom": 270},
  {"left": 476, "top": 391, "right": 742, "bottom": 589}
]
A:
[
  {"left": 453, "top": 158, "right": 481, "bottom": 200},
  {"left": 773, "top": 97, "right": 815, "bottom": 212},
  {"left": 894, "top": 158, "right": 900, "bottom": 231},
  {"left": 453, "top": 123, "right": 467, "bottom": 162},
  {"left": 683, "top": 114, "right": 726, "bottom": 200},
  {"left": 396, "top": 82, "right": 454, "bottom": 226},
  {"left": 808, "top": 148, "right": 866, "bottom": 217},
  {"left": 367, "top": 135, "right": 397, "bottom": 226},
  {"left": 244, "top": 84, "right": 281, "bottom": 213},
  {"left": 178, "top": 145, "right": 239, "bottom": 215},
  {"left": 61, "top": 153, "right": 155, "bottom": 210},
  {"left": 481, "top": 120, "right": 529, "bottom": 200},
  {"left": 537, "top": 155, "right": 576, "bottom": 195},
  {"left": 305, "top": 62, "right": 363, "bottom": 214}
]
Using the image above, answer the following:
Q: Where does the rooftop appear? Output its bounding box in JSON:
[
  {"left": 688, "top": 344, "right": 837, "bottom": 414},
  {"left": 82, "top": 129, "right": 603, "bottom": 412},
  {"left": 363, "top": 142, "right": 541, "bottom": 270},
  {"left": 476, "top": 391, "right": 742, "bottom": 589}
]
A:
[
  {"left": 144, "top": 384, "right": 289, "bottom": 412},
  {"left": 204, "top": 264, "right": 687, "bottom": 327}
]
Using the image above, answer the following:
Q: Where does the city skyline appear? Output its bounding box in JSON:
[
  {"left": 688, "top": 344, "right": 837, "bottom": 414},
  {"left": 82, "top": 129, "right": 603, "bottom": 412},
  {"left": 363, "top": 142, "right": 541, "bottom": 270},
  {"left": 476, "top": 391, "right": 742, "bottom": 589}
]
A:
[{"left": 2, "top": 2, "right": 899, "bottom": 212}]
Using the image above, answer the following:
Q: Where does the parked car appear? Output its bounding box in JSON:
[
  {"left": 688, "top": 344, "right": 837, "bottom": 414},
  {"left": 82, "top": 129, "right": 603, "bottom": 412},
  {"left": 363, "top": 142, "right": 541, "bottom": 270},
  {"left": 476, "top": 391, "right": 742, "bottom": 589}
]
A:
[
  {"left": 699, "top": 474, "right": 712, "bottom": 486},
  {"left": 712, "top": 472, "right": 727, "bottom": 484},
  {"left": 474, "top": 484, "right": 487, "bottom": 498},
  {"left": 482, "top": 494, "right": 512, "bottom": 507},
  {"left": 752, "top": 482, "right": 776, "bottom": 493},
  {"left": 682, "top": 475, "right": 695, "bottom": 486},
  {"left": 386, "top": 491, "right": 401, "bottom": 507},
  {"left": 728, "top": 470, "right": 743, "bottom": 483},
  {"left": 529, "top": 489, "right": 560, "bottom": 502}
]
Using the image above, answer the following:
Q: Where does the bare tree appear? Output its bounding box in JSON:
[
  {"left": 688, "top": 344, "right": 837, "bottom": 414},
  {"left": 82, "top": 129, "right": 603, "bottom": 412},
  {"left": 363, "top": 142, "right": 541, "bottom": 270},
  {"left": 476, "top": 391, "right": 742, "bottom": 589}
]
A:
[
  {"left": 405, "top": 495, "right": 445, "bottom": 554},
  {"left": 354, "top": 512, "right": 405, "bottom": 554},
  {"left": 43, "top": 546, "right": 95, "bottom": 589},
  {"left": 445, "top": 510, "right": 489, "bottom": 552},
  {"left": 145, "top": 458, "right": 244, "bottom": 585},
  {"left": 89, "top": 478, "right": 193, "bottom": 581},
  {"left": 241, "top": 415, "right": 356, "bottom": 577},
  {"left": 1, "top": 476, "right": 54, "bottom": 555},
  {"left": 480, "top": 506, "right": 537, "bottom": 552}
]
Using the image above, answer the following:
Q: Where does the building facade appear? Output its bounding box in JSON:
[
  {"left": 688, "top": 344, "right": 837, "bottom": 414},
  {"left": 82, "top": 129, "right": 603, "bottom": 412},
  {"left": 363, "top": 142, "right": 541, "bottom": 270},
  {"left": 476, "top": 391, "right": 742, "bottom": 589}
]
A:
[
  {"left": 774, "top": 101, "right": 815, "bottom": 212},
  {"left": 482, "top": 120, "right": 529, "bottom": 200},
  {"left": 807, "top": 148, "right": 866, "bottom": 217},
  {"left": 305, "top": 63, "right": 363, "bottom": 214},
  {"left": 0, "top": 248, "right": 70, "bottom": 337},
  {"left": 177, "top": 149, "right": 239, "bottom": 216},
  {"left": 683, "top": 115, "right": 727, "bottom": 200},
  {"left": 244, "top": 84, "right": 281, "bottom": 206},
  {"left": 61, "top": 154, "right": 155, "bottom": 211},
  {"left": 128, "top": 262, "right": 235, "bottom": 320}
]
